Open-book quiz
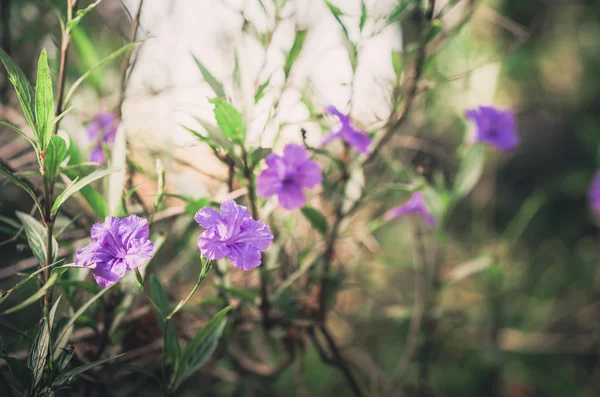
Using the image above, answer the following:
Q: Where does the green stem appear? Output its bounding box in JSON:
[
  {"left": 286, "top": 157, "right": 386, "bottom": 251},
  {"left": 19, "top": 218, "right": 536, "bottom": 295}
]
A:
[
  {"left": 165, "top": 258, "right": 211, "bottom": 320},
  {"left": 134, "top": 268, "right": 166, "bottom": 320}
]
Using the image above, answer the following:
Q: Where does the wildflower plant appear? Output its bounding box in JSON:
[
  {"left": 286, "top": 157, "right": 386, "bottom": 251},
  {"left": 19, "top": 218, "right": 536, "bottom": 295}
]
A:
[{"left": 0, "top": 1, "right": 576, "bottom": 397}]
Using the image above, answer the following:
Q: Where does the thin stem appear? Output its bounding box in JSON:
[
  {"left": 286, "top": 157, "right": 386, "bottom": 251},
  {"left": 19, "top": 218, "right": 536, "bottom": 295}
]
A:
[
  {"left": 0, "top": 0, "right": 12, "bottom": 103},
  {"left": 134, "top": 268, "right": 166, "bottom": 319},
  {"left": 318, "top": 325, "right": 365, "bottom": 397},
  {"left": 165, "top": 259, "right": 211, "bottom": 320},
  {"left": 54, "top": 1, "right": 78, "bottom": 134},
  {"left": 242, "top": 149, "right": 271, "bottom": 329}
]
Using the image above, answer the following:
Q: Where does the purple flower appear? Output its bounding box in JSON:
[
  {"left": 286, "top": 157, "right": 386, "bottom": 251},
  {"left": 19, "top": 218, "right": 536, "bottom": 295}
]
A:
[
  {"left": 384, "top": 191, "right": 436, "bottom": 227},
  {"left": 321, "top": 106, "right": 371, "bottom": 154},
  {"left": 87, "top": 112, "right": 119, "bottom": 163},
  {"left": 256, "top": 144, "right": 323, "bottom": 210},
  {"left": 465, "top": 106, "right": 519, "bottom": 152},
  {"left": 195, "top": 200, "right": 273, "bottom": 271},
  {"left": 588, "top": 171, "right": 600, "bottom": 217},
  {"left": 76, "top": 215, "right": 155, "bottom": 288}
]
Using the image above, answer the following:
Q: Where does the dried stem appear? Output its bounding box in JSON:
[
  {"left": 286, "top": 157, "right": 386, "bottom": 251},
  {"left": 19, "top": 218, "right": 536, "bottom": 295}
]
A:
[
  {"left": 0, "top": 0, "right": 12, "bottom": 103},
  {"left": 117, "top": 0, "right": 145, "bottom": 118},
  {"left": 54, "top": 0, "right": 78, "bottom": 134}
]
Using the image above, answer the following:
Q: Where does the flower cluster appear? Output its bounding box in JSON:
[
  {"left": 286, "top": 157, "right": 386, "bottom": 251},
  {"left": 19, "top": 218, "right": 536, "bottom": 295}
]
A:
[
  {"left": 87, "top": 112, "right": 119, "bottom": 163},
  {"left": 76, "top": 215, "right": 155, "bottom": 288}
]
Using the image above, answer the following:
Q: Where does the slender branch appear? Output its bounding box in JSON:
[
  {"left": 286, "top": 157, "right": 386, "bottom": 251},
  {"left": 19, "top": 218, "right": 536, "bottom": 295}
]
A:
[
  {"left": 0, "top": 0, "right": 12, "bottom": 103},
  {"left": 318, "top": 325, "right": 365, "bottom": 397},
  {"left": 383, "top": 222, "right": 428, "bottom": 396},
  {"left": 117, "top": 0, "right": 145, "bottom": 118},
  {"left": 54, "top": 0, "right": 79, "bottom": 133}
]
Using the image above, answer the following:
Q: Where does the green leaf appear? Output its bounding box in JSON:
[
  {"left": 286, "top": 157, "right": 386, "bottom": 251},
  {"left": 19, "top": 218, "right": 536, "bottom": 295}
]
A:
[
  {"left": 192, "top": 55, "right": 226, "bottom": 98},
  {"left": 2, "top": 271, "right": 62, "bottom": 315},
  {"left": 301, "top": 206, "right": 328, "bottom": 236},
  {"left": 150, "top": 275, "right": 181, "bottom": 366},
  {"left": 51, "top": 354, "right": 123, "bottom": 388},
  {"left": 284, "top": 30, "right": 307, "bottom": 77},
  {"left": 173, "top": 306, "right": 231, "bottom": 390},
  {"left": 0, "top": 47, "right": 37, "bottom": 136},
  {"left": 324, "top": 1, "right": 349, "bottom": 40},
  {"left": 46, "top": 135, "right": 68, "bottom": 185},
  {"left": 0, "top": 120, "right": 36, "bottom": 149},
  {"left": 64, "top": 41, "right": 139, "bottom": 106},
  {"left": 387, "top": 1, "right": 414, "bottom": 25},
  {"left": 249, "top": 147, "right": 272, "bottom": 169},
  {"left": 63, "top": 168, "right": 108, "bottom": 219},
  {"left": 51, "top": 168, "right": 117, "bottom": 217},
  {"left": 208, "top": 98, "right": 245, "bottom": 143},
  {"left": 66, "top": 0, "right": 102, "bottom": 32},
  {"left": 0, "top": 265, "right": 52, "bottom": 307},
  {"left": 15, "top": 212, "right": 57, "bottom": 268},
  {"left": 48, "top": 295, "right": 62, "bottom": 330},
  {"left": 34, "top": 49, "right": 54, "bottom": 149},
  {"left": 0, "top": 163, "right": 43, "bottom": 215},
  {"left": 452, "top": 144, "right": 485, "bottom": 201},
  {"left": 359, "top": 1, "right": 367, "bottom": 32},
  {"left": 392, "top": 50, "right": 402, "bottom": 77},
  {"left": 71, "top": 27, "right": 102, "bottom": 96},
  {"left": 53, "top": 285, "right": 112, "bottom": 356},
  {"left": 27, "top": 319, "right": 50, "bottom": 388},
  {"left": 254, "top": 75, "right": 271, "bottom": 103}
]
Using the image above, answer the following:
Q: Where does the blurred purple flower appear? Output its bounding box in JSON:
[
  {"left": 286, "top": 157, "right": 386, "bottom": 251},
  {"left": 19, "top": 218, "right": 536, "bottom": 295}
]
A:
[
  {"left": 76, "top": 215, "right": 155, "bottom": 288},
  {"left": 384, "top": 191, "right": 436, "bottom": 227},
  {"left": 256, "top": 144, "right": 322, "bottom": 210},
  {"left": 195, "top": 200, "right": 273, "bottom": 271},
  {"left": 87, "top": 112, "right": 119, "bottom": 163},
  {"left": 321, "top": 106, "right": 371, "bottom": 154},
  {"left": 588, "top": 171, "right": 600, "bottom": 217},
  {"left": 465, "top": 106, "right": 519, "bottom": 152}
]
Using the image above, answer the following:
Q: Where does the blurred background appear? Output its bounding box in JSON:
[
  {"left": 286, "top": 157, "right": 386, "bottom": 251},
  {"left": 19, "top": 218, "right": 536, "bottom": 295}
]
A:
[{"left": 1, "top": 0, "right": 600, "bottom": 396}]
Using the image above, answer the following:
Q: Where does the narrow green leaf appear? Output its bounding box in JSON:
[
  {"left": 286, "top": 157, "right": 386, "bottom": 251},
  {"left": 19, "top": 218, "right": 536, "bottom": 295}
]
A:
[
  {"left": 15, "top": 212, "right": 57, "bottom": 268},
  {"left": 64, "top": 41, "right": 139, "bottom": 106},
  {"left": 2, "top": 271, "right": 61, "bottom": 316},
  {"left": 284, "top": 30, "right": 308, "bottom": 77},
  {"left": 452, "top": 144, "right": 485, "bottom": 201},
  {"left": 51, "top": 354, "right": 123, "bottom": 388},
  {"left": 51, "top": 168, "right": 117, "bottom": 217},
  {"left": 254, "top": 75, "right": 271, "bottom": 103},
  {"left": 359, "top": 1, "right": 367, "bottom": 32},
  {"left": 150, "top": 275, "right": 181, "bottom": 366},
  {"left": 192, "top": 55, "right": 226, "bottom": 98},
  {"left": 0, "top": 121, "right": 36, "bottom": 149},
  {"left": 301, "top": 206, "right": 328, "bottom": 236},
  {"left": 66, "top": 0, "right": 102, "bottom": 32},
  {"left": 0, "top": 163, "right": 43, "bottom": 215},
  {"left": 387, "top": 1, "right": 414, "bottom": 25},
  {"left": 48, "top": 295, "right": 62, "bottom": 330},
  {"left": 249, "top": 147, "right": 272, "bottom": 170},
  {"left": 391, "top": 50, "right": 403, "bottom": 77},
  {"left": 0, "top": 265, "right": 52, "bottom": 307},
  {"left": 63, "top": 169, "right": 108, "bottom": 219},
  {"left": 53, "top": 285, "right": 112, "bottom": 355},
  {"left": 0, "top": 47, "right": 37, "bottom": 135},
  {"left": 34, "top": 49, "right": 54, "bottom": 149},
  {"left": 173, "top": 306, "right": 231, "bottom": 390},
  {"left": 46, "top": 135, "right": 68, "bottom": 185},
  {"left": 324, "top": 1, "right": 349, "bottom": 40},
  {"left": 27, "top": 319, "right": 50, "bottom": 387},
  {"left": 208, "top": 98, "right": 244, "bottom": 143},
  {"left": 71, "top": 27, "right": 102, "bottom": 95}
]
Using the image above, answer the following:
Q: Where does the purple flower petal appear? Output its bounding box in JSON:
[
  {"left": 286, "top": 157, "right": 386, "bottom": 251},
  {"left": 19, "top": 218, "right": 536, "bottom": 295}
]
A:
[
  {"left": 465, "top": 106, "right": 519, "bottom": 152},
  {"left": 384, "top": 192, "right": 436, "bottom": 227},
  {"left": 278, "top": 182, "right": 306, "bottom": 210},
  {"left": 87, "top": 112, "right": 119, "bottom": 163},
  {"left": 76, "top": 215, "right": 155, "bottom": 288},
  {"left": 226, "top": 244, "right": 262, "bottom": 271},
  {"left": 588, "top": 171, "right": 600, "bottom": 217},
  {"left": 323, "top": 106, "right": 371, "bottom": 153},
  {"left": 195, "top": 200, "right": 273, "bottom": 269},
  {"left": 257, "top": 144, "right": 322, "bottom": 211}
]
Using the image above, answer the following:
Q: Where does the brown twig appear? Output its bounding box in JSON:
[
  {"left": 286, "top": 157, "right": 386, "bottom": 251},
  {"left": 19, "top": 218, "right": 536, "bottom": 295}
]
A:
[{"left": 0, "top": 0, "right": 12, "bottom": 103}]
